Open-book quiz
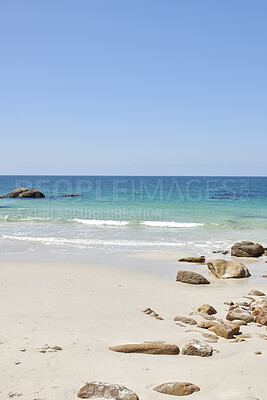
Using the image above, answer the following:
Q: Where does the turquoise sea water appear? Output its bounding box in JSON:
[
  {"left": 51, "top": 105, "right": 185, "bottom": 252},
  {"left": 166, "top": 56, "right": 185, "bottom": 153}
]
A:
[{"left": 0, "top": 176, "right": 267, "bottom": 256}]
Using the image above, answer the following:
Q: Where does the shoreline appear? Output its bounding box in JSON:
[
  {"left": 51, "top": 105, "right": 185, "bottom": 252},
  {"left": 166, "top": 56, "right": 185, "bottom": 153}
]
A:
[{"left": 0, "top": 258, "right": 266, "bottom": 399}]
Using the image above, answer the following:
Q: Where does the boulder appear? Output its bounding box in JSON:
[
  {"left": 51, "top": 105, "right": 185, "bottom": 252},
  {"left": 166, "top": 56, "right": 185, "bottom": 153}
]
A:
[
  {"left": 231, "top": 241, "right": 264, "bottom": 257},
  {"left": 176, "top": 270, "right": 210, "bottom": 285},
  {"left": 248, "top": 290, "right": 265, "bottom": 296},
  {"left": 109, "top": 342, "right": 180, "bottom": 355},
  {"left": 197, "top": 304, "right": 217, "bottom": 315},
  {"left": 208, "top": 323, "right": 236, "bottom": 339},
  {"left": 178, "top": 256, "right": 205, "bottom": 263},
  {"left": 226, "top": 308, "right": 255, "bottom": 323},
  {"left": 7, "top": 188, "right": 45, "bottom": 198},
  {"left": 77, "top": 382, "right": 139, "bottom": 399},
  {"left": 173, "top": 316, "right": 197, "bottom": 325},
  {"left": 153, "top": 382, "right": 200, "bottom": 396},
  {"left": 181, "top": 339, "right": 213, "bottom": 357},
  {"left": 18, "top": 190, "right": 45, "bottom": 198},
  {"left": 207, "top": 259, "right": 250, "bottom": 279}
]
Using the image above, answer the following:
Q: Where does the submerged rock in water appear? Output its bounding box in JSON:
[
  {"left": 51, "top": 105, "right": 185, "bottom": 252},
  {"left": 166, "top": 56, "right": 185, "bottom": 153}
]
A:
[
  {"left": 176, "top": 270, "right": 210, "bottom": 285},
  {"left": 231, "top": 241, "right": 264, "bottom": 257},
  {"left": 153, "top": 382, "right": 200, "bottom": 396},
  {"left": 109, "top": 341, "right": 180, "bottom": 355},
  {"left": 77, "top": 381, "right": 139, "bottom": 399},
  {"left": 207, "top": 259, "right": 250, "bottom": 279}
]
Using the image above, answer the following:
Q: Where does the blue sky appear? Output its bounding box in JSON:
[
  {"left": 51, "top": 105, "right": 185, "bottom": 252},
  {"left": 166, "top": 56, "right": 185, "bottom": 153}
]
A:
[{"left": 0, "top": 0, "right": 266, "bottom": 175}]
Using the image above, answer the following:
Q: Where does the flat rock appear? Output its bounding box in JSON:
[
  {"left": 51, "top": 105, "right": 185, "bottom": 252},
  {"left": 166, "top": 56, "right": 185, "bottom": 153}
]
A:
[
  {"left": 178, "top": 256, "right": 205, "bottom": 263},
  {"left": 197, "top": 321, "right": 217, "bottom": 329},
  {"left": 248, "top": 290, "right": 265, "bottom": 296},
  {"left": 77, "top": 382, "right": 139, "bottom": 399},
  {"left": 207, "top": 259, "right": 250, "bottom": 279},
  {"left": 153, "top": 382, "right": 200, "bottom": 396},
  {"left": 231, "top": 241, "right": 264, "bottom": 257},
  {"left": 197, "top": 304, "right": 217, "bottom": 315},
  {"left": 208, "top": 323, "right": 235, "bottom": 339},
  {"left": 181, "top": 339, "right": 213, "bottom": 357},
  {"left": 109, "top": 342, "right": 180, "bottom": 355},
  {"left": 226, "top": 308, "right": 255, "bottom": 323},
  {"left": 176, "top": 270, "right": 210, "bottom": 285},
  {"left": 174, "top": 316, "right": 197, "bottom": 325}
]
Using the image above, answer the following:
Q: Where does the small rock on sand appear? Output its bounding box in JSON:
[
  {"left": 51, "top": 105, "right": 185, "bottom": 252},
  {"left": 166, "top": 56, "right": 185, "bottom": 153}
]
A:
[
  {"left": 176, "top": 270, "right": 210, "bottom": 285},
  {"left": 178, "top": 256, "right": 205, "bottom": 263},
  {"left": 153, "top": 382, "right": 200, "bottom": 396},
  {"left": 109, "top": 342, "right": 180, "bottom": 355},
  {"left": 77, "top": 381, "right": 139, "bottom": 399},
  {"left": 173, "top": 316, "right": 197, "bottom": 325},
  {"left": 197, "top": 304, "right": 217, "bottom": 315},
  {"left": 181, "top": 339, "right": 213, "bottom": 357}
]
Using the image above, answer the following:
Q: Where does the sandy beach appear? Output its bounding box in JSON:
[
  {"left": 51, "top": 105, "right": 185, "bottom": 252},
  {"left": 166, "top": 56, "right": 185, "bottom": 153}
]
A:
[{"left": 0, "top": 254, "right": 266, "bottom": 400}]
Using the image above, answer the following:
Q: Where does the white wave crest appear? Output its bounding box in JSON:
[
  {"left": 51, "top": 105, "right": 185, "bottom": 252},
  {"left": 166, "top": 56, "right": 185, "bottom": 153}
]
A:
[
  {"left": 142, "top": 221, "right": 204, "bottom": 228},
  {"left": 73, "top": 219, "right": 128, "bottom": 226}
]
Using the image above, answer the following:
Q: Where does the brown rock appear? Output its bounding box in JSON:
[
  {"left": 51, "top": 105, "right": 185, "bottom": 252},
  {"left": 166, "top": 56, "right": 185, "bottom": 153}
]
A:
[
  {"left": 248, "top": 290, "right": 265, "bottom": 296},
  {"left": 197, "top": 321, "right": 217, "bottom": 329},
  {"left": 77, "top": 381, "right": 139, "bottom": 399},
  {"left": 173, "top": 316, "right": 197, "bottom": 325},
  {"left": 223, "top": 322, "right": 240, "bottom": 335},
  {"left": 181, "top": 339, "right": 213, "bottom": 357},
  {"left": 231, "top": 241, "right": 264, "bottom": 257},
  {"left": 176, "top": 270, "right": 210, "bottom": 285},
  {"left": 207, "top": 259, "right": 250, "bottom": 279},
  {"left": 153, "top": 382, "right": 200, "bottom": 396},
  {"left": 197, "top": 304, "right": 217, "bottom": 315},
  {"left": 208, "top": 323, "right": 234, "bottom": 339},
  {"left": 109, "top": 342, "right": 180, "bottom": 355},
  {"left": 202, "top": 333, "right": 219, "bottom": 343},
  {"left": 226, "top": 308, "right": 255, "bottom": 323},
  {"left": 178, "top": 256, "right": 205, "bottom": 263},
  {"left": 255, "top": 312, "right": 267, "bottom": 326}
]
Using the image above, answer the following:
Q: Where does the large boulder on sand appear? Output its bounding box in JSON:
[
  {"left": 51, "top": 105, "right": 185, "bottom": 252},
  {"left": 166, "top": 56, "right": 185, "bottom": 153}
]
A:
[
  {"left": 207, "top": 259, "right": 250, "bottom": 279},
  {"left": 231, "top": 241, "right": 264, "bottom": 257},
  {"left": 176, "top": 270, "right": 210, "bottom": 285}
]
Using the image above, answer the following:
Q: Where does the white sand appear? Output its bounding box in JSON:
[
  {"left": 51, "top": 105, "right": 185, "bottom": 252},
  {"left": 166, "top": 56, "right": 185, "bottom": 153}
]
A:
[{"left": 0, "top": 260, "right": 266, "bottom": 400}]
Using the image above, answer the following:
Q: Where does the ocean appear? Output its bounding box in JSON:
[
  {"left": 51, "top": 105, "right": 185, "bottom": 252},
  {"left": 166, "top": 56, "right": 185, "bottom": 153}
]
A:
[{"left": 0, "top": 175, "right": 267, "bottom": 257}]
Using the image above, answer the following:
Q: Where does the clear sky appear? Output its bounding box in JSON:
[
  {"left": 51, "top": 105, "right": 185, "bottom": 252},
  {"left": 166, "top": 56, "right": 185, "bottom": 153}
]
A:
[{"left": 0, "top": 0, "right": 266, "bottom": 175}]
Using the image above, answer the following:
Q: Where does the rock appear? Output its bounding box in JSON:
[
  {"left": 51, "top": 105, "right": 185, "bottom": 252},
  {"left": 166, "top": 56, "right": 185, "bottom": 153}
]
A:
[
  {"left": 231, "top": 241, "right": 264, "bottom": 258},
  {"left": 7, "top": 188, "right": 45, "bottom": 198},
  {"left": 176, "top": 270, "right": 210, "bottom": 285},
  {"left": 77, "top": 381, "right": 139, "bottom": 399},
  {"left": 109, "top": 342, "right": 180, "bottom": 355},
  {"left": 255, "top": 312, "right": 267, "bottom": 326},
  {"left": 208, "top": 323, "right": 235, "bottom": 339},
  {"left": 248, "top": 290, "right": 265, "bottom": 296},
  {"left": 202, "top": 333, "right": 219, "bottom": 343},
  {"left": 207, "top": 259, "right": 250, "bottom": 279},
  {"left": 153, "top": 382, "right": 200, "bottom": 396},
  {"left": 143, "top": 308, "right": 164, "bottom": 320},
  {"left": 212, "top": 250, "right": 229, "bottom": 254},
  {"left": 225, "top": 321, "right": 242, "bottom": 334},
  {"left": 226, "top": 308, "right": 255, "bottom": 323},
  {"left": 173, "top": 316, "right": 197, "bottom": 325},
  {"left": 181, "top": 339, "right": 213, "bottom": 357},
  {"left": 197, "top": 321, "right": 217, "bottom": 329},
  {"left": 7, "top": 188, "right": 29, "bottom": 198},
  {"left": 197, "top": 304, "right": 217, "bottom": 315},
  {"left": 18, "top": 190, "right": 45, "bottom": 198},
  {"left": 178, "top": 256, "right": 205, "bottom": 263}
]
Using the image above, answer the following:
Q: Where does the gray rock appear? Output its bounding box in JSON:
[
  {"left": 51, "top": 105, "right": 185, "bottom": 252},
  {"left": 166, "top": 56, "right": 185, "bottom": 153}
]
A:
[
  {"left": 207, "top": 259, "right": 250, "bottom": 279},
  {"left": 181, "top": 339, "right": 213, "bottom": 357},
  {"left": 231, "top": 241, "right": 264, "bottom": 257},
  {"left": 176, "top": 270, "right": 210, "bottom": 285},
  {"left": 174, "top": 316, "right": 197, "bottom": 325},
  {"left": 77, "top": 381, "right": 139, "bottom": 399},
  {"left": 226, "top": 308, "right": 255, "bottom": 323}
]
